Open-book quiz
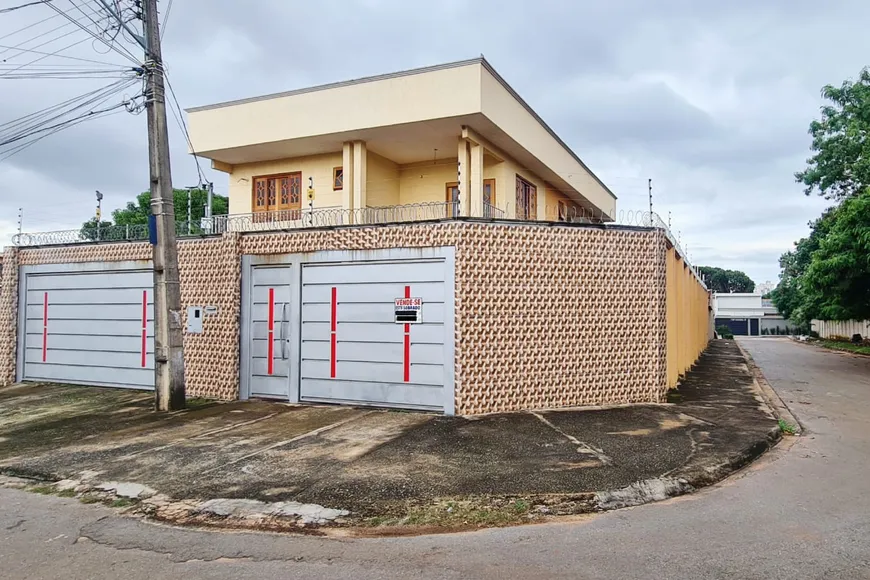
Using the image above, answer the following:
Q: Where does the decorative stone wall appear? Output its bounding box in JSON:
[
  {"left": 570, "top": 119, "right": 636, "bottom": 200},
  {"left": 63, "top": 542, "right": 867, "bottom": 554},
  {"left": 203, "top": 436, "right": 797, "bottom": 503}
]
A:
[
  {"left": 2, "top": 238, "right": 242, "bottom": 400},
  {"left": 177, "top": 234, "right": 241, "bottom": 400},
  {"left": 0, "top": 247, "right": 20, "bottom": 386},
  {"left": 455, "top": 224, "right": 667, "bottom": 414},
  {"left": 240, "top": 222, "right": 668, "bottom": 414},
  {"left": 1, "top": 221, "right": 675, "bottom": 414}
]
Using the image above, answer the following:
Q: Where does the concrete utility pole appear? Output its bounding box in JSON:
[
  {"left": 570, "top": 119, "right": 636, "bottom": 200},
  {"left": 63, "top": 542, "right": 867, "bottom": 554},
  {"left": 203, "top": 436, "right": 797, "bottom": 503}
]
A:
[{"left": 142, "top": 0, "right": 185, "bottom": 411}]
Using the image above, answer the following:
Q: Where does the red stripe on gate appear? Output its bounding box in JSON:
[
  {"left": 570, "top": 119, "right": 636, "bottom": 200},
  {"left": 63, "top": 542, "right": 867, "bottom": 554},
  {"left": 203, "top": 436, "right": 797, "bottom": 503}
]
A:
[
  {"left": 330, "top": 287, "right": 337, "bottom": 378},
  {"left": 42, "top": 292, "right": 48, "bottom": 362},
  {"left": 267, "top": 288, "right": 275, "bottom": 375},
  {"left": 140, "top": 290, "right": 147, "bottom": 367},
  {"left": 403, "top": 285, "right": 410, "bottom": 382}
]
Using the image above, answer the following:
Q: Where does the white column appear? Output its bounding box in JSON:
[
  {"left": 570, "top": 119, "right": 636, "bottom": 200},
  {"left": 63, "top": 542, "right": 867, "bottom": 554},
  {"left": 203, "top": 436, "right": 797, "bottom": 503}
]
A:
[
  {"left": 352, "top": 141, "right": 367, "bottom": 219},
  {"left": 342, "top": 142, "right": 354, "bottom": 215},
  {"left": 470, "top": 142, "right": 484, "bottom": 218},
  {"left": 457, "top": 138, "right": 470, "bottom": 217}
]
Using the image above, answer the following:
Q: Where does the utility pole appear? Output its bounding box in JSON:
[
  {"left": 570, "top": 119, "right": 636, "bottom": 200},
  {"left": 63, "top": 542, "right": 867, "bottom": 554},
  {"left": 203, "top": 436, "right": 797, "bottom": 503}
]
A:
[
  {"left": 17, "top": 208, "right": 23, "bottom": 237},
  {"left": 142, "top": 0, "right": 185, "bottom": 411}
]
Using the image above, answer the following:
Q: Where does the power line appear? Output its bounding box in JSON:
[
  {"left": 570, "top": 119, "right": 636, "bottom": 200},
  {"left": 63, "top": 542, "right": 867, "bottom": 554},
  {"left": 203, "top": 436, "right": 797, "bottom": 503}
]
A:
[
  {"left": 44, "top": 0, "right": 140, "bottom": 65},
  {"left": 160, "top": 0, "right": 173, "bottom": 39},
  {"left": 0, "top": 0, "right": 51, "bottom": 14},
  {"left": 163, "top": 69, "right": 207, "bottom": 185},
  {"left": 0, "top": 4, "right": 82, "bottom": 42},
  {"left": 0, "top": 41, "right": 123, "bottom": 66}
]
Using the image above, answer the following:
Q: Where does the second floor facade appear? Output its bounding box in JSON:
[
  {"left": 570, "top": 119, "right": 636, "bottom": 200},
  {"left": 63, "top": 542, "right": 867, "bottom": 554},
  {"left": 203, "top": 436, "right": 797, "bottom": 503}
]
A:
[{"left": 187, "top": 58, "right": 617, "bottom": 227}]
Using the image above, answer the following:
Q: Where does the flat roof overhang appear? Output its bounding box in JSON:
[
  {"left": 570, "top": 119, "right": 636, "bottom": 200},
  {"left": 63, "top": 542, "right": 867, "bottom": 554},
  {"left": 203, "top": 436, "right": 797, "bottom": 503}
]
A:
[{"left": 187, "top": 59, "right": 617, "bottom": 218}]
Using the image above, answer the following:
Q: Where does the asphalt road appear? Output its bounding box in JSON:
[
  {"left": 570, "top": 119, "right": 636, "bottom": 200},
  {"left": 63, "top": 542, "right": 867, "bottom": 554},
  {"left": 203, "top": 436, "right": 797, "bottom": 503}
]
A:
[{"left": 2, "top": 337, "right": 869, "bottom": 579}]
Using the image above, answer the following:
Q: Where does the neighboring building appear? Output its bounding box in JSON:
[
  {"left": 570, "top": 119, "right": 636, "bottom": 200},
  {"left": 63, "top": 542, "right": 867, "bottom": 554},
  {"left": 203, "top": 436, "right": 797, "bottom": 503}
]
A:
[
  {"left": 756, "top": 281, "right": 775, "bottom": 295},
  {"left": 186, "top": 58, "right": 617, "bottom": 225},
  {"left": 713, "top": 293, "right": 791, "bottom": 336}
]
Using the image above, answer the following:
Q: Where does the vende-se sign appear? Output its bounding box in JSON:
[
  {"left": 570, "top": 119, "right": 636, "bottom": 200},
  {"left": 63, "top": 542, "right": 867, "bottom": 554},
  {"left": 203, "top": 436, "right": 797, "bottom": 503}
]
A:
[{"left": 395, "top": 297, "right": 422, "bottom": 323}]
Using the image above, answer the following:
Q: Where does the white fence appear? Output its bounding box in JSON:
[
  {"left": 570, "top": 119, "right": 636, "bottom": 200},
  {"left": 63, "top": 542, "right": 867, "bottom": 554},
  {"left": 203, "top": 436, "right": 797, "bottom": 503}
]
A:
[{"left": 811, "top": 320, "right": 870, "bottom": 339}]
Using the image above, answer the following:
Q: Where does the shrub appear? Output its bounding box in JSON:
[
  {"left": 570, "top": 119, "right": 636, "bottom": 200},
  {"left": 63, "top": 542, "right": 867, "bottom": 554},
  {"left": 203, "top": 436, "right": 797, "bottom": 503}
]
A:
[{"left": 716, "top": 325, "right": 735, "bottom": 339}]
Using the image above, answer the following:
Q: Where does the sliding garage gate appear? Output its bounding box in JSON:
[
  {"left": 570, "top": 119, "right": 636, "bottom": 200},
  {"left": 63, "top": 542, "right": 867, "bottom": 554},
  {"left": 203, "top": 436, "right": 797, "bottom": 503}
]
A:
[
  {"left": 241, "top": 248, "right": 455, "bottom": 414},
  {"left": 17, "top": 262, "right": 155, "bottom": 390}
]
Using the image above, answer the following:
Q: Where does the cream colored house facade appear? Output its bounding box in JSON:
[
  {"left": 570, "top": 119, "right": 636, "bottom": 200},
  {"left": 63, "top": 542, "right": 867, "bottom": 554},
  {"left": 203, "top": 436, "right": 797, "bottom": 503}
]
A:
[{"left": 186, "top": 58, "right": 616, "bottom": 224}]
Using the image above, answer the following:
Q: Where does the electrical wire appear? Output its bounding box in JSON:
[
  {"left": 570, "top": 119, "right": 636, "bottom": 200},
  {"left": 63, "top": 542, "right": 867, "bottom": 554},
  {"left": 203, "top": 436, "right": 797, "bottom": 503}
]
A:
[
  {"left": 0, "top": 4, "right": 80, "bottom": 42},
  {"left": 44, "top": 0, "right": 140, "bottom": 65},
  {"left": 162, "top": 68, "right": 208, "bottom": 186},
  {"left": 0, "top": 41, "right": 124, "bottom": 65},
  {"left": 160, "top": 0, "right": 173, "bottom": 39},
  {"left": 0, "top": 77, "right": 138, "bottom": 152},
  {"left": 0, "top": 0, "right": 50, "bottom": 14}
]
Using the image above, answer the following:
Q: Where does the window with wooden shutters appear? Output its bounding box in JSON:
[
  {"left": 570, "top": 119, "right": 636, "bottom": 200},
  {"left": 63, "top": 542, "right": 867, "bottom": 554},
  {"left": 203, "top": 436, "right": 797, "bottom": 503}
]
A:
[
  {"left": 445, "top": 182, "right": 460, "bottom": 218},
  {"left": 252, "top": 172, "right": 302, "bottom": 222},
  {"left": 482, "top": 178, "right": 496, "bottom": 218},
  {"left": 515, "top": 175, "right": 537, "bottom": 220}
]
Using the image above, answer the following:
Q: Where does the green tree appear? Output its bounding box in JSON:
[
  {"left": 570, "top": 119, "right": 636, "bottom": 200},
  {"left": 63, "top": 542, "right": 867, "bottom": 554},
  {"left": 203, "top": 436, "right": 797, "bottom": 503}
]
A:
[
  {"left": 802, "top": 190, "right": 870, "bottom": 321},
  {"left": 111, "top": 189, "right": 229, "bottom": 225},
  {"left": 698, "top": 266, "right": 756, "bottom": 293},
  {"left": 771, "top": 192, "right": 870, "bottom": 326},
  {"left": 769, "top": 209, "right": 836, "bottom": 323},
  {"left": 795, "top": 67, "right": 870, "bottom": 201},
  {"left": 79, "top": 189, "right": 229, "bottom": 240}
]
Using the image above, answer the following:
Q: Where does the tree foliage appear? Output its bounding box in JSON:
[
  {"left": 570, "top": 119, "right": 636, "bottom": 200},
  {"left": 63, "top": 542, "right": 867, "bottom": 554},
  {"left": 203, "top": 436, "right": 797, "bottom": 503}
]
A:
[
  {"left": 110, "top": 189, "right": 229, "bottom": 225},
  {"left": 795, "top": 67, "right": 870, "bottom": 201},
  {"left": 771, "top": 190, "right": 870, "bottom": 325},
  {"left": 79, "top": 189, "right": 228, "bottom": 240},
  {"left": 698, "top": 266, "right": 756, "bottom": 294}
]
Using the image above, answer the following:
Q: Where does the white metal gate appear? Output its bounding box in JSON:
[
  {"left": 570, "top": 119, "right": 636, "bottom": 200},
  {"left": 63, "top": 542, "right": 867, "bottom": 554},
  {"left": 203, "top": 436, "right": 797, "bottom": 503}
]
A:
[
  {"left": 299, "top": 250, "right": 454, "bottom": 413},
  {"left": 17, "top": 262, "right": 154, "bottom": 390},
  {"left": 240, "top": 248, "right": 455, "bottom": 414},
  {"left": 241, "top": 262, "right": 296, "bottom": 399}
]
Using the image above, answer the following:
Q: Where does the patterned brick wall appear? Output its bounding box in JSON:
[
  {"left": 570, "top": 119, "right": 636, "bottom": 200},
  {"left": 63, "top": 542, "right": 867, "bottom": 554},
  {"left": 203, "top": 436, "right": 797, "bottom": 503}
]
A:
[
  {"left": 0, "top": 247, "right": 20, "bottom": 386},
  {"left": 177, "top": 234, "right": 241, "bottom": 399},
  {"left": 2, "top": 239, "right": 242, "bottom": 400},
  {"left": 1, "top": 222, "right": 669, "bottom": 413},
  {"left": 240, "top": 222, "right": 668, "bottom": 414}
]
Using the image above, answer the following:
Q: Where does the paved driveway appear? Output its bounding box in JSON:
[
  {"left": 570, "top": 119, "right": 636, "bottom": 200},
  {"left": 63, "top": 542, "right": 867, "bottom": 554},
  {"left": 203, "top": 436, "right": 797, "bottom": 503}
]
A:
[{"left": 2, "top": 337, "right": 869, "bottom": 578}]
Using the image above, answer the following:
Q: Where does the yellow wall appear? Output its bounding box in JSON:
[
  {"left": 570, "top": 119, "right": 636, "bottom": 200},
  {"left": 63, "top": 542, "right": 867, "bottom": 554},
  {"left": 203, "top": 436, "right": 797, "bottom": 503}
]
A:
[
  {"left": 395, "top": 159, "right": 503, "bottom": 207},
  {"left": 366, "top": 151, "right": 400, "bottom": 206},
  {"left": 227, "top": 152, "right": 344, "bottom": 215},
  {"left": 666, "top": 246, "right": 711, "bottom": 387},
  {"left": 226, "top": 149, "right": 554, "bottom": 217}
]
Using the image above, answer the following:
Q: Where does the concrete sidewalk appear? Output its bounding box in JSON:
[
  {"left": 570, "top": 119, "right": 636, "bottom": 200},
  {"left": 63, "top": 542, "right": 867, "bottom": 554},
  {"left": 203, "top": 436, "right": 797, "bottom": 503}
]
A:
[{"left": 0, "top": 340, "right": 780, "bottom": 530}]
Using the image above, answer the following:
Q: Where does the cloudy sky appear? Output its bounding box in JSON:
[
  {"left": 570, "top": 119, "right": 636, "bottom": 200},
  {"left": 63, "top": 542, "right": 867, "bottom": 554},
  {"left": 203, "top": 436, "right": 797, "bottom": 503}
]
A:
[{"left": 1, "top": 0, "right": 867, "bottom": 284}]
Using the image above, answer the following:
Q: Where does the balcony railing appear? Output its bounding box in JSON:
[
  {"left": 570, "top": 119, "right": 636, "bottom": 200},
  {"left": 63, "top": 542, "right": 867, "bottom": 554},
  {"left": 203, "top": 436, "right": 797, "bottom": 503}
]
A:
[{"left": 11, "top": 203, "right": 661, "bottom": 249}]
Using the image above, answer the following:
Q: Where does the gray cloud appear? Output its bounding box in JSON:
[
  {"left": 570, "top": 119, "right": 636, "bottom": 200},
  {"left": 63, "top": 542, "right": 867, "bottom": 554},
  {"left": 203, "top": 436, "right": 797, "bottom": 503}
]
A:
[{"left": 1, "top": 0, "right": 868, "bottom": 284}]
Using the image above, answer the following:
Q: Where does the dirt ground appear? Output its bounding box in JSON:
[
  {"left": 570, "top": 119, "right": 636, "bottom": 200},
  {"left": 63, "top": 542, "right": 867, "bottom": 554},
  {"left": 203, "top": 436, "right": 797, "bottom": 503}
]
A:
[{"left": 0, "top": 341, "right": 779, "bottom": 520}]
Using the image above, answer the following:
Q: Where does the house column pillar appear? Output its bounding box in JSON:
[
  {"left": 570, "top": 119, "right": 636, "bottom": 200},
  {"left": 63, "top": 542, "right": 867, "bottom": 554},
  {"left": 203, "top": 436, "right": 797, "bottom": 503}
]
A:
[
  {"left": 457, "top": 137, "right": 471, "bottom": 217},
  {"left": 342, "top": 142, "right": 355, "bottom": 222},
  {"left": 352, "top": 140, "right": 367, "bottom": 221},
  {"left": 469, "top": 142, "right": 484, "bottom": 218}
]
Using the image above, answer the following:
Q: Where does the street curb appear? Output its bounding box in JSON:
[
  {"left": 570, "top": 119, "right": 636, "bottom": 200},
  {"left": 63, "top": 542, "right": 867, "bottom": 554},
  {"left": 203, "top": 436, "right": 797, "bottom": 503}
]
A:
[
  {"left": 594, "top": 425, "right": 782, "bottom": 511},
  {"left": 736, "top": 341, "right": 803, "bottom": 435}
]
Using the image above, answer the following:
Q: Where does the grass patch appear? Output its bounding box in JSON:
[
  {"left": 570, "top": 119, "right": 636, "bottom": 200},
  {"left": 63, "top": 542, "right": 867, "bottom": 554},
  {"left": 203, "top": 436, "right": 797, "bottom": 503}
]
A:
[
  {"left": 56, "top": 489, "right": 77, "bottom": 498},
  {"left": 362, "top": 499, "right": 534, "bottom": 529},
  {"left": 109, "top": 498, "right": 136, "bottom": 508},
  {"left": 778, "top": 419, "right": 798, "bottom": 435},
  {"left": 79, "top": 494, "right": 101, "bottom": 504},
  {"left": 29, "top": 485, "right": 55, "bottom": 495},
  {"left": 815, "top": 339, "right": 870, "bottom": 356}
]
